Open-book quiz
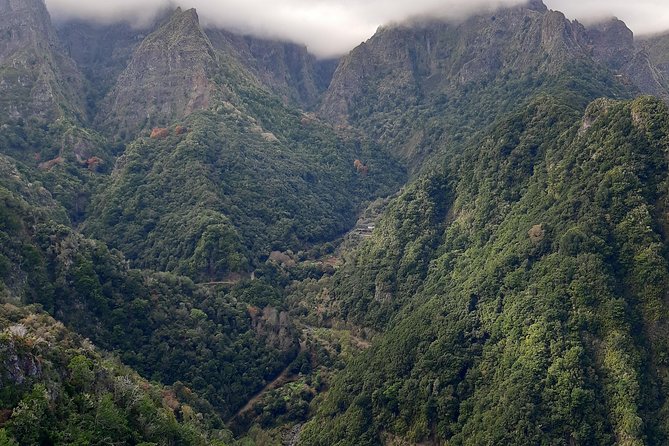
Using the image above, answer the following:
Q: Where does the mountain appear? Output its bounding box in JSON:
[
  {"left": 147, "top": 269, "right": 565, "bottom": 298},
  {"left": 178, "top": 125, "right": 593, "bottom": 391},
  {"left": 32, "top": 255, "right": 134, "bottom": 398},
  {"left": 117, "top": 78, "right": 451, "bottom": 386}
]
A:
[
  {"left": 586, "top": 19, "right": 669, "bottom": 100},
  {"left": 301, "top": 93, "right": 669, "bottom": 446},
  {"left": 56, "top": 20, "right": 146, "bottom": 118},
  {"left": 83, "top": 7, "right": 404, "bottom": 280},
  {"left": 0, "top": 0, "right": 85, "bottom": 123},
  {"left": 94, "top": 8, "right": 224, "bottom": 140},
  {"left": 318, "top": 1, "right": 637, "bottom": 173},
  {"left": 639, "top": 32, "right": 669, "bottom": 90},
  {"left": 205, "top": 29, "right": 338, "bottom": 109},
  {"left": 3, "top": 0, "right": 669, "bottom": 444},
  {"left": 317, "top": 1, "right": 669, "bottom": 175}
]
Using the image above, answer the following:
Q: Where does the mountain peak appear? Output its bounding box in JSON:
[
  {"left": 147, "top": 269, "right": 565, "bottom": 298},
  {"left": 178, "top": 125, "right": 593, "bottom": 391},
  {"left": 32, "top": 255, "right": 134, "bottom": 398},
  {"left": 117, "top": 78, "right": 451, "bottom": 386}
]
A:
[
  {"left": 0, "top": 0, "right": 85, "bottom": 122},
  {"left": 525, "top": 0, "right": 548, "bottom": 13},
  {"left": 96, "top": 3, "right": 219, "bottom": 138}
]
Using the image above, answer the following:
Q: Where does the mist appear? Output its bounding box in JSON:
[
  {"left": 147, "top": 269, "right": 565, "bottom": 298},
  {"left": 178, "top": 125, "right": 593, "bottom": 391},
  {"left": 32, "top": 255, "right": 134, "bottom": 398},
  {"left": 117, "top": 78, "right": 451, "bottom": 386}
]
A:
[{"left": 44, "top": 0, "right": 669, "bottom": 58}]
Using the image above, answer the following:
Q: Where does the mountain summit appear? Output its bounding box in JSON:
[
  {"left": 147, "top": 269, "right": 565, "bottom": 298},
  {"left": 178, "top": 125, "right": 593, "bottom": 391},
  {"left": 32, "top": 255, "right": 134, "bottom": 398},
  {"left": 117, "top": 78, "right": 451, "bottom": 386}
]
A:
[
  {"left": 0, "top": 0, "right": 85, "bottom": 122},
  {"left": 95, "top": 8, "right": 221, "bottom": 139}
]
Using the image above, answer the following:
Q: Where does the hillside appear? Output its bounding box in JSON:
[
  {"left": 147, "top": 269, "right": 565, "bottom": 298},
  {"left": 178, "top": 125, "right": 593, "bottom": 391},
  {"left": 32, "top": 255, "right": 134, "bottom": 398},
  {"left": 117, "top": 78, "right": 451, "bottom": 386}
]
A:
[
  {"left": 0, "top": 0, "right": 85, "bottom": 123},
  {"left": 2, "top": 0, "right": 669, "bottom": 444},
  {"left": 82, "top": 8, "right": 404, "bottom": 280},
  {"left": 301, "top": 94, "right": 669, "bottom": 446},
  {"left": 0, "top": 303, "right": 234, "bottom": 445}
]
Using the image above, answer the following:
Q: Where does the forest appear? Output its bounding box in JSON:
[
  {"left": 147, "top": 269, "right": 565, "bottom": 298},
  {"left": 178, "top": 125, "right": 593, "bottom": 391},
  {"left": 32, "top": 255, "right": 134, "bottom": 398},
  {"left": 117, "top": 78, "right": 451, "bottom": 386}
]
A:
[{"left": 3, "top": 0, "right": 669, "bottom": 445}]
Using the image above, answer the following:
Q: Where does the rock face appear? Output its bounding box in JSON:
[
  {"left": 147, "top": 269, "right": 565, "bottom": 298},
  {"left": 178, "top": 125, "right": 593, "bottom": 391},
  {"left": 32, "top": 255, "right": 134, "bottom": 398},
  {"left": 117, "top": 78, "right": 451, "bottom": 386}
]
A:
[
  {"left": 586, "top": 19, "right": 668, "bottom": 100},
  {"left": 642, "top": 32, "right": 669, "bottom": 78},
  {"left": 95, "top": 8, "right": 223, "bottom": 139},
  {"left": 57, "top": 21, "right": 146, "bottom": 117},
  {"left": 317, "top": 0, "right": 669, "bottom": 170},
  {"left": 206, "top": 29, "right": 337, "bottom": 109},
  {"left": 0, "top": 0, "right": 85, "bottom": 122},
  {"left": 319, "top": 1, "right": 590, "bottom": 126}
]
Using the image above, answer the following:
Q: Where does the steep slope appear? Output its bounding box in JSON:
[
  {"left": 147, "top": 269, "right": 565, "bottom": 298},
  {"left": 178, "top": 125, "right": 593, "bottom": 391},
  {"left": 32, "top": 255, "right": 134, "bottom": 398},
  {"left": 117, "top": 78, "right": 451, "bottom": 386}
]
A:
[
  {"left": 639, "top": 32, "right": 669, "bottom": 89},
  {"left": 586, "top": 19, "right": 669, "bottom": 100},
  {"left": 85, "top": 100, "right": 403, "bottom": 280},
  {"left": 56, "top": 20, "right": 146, "bottom": 118},
  {"left": 84, "top": 8, "right": 405, "bottom": 281},
  {"left": 95, "top": 8, "right": 223, "bottom": 140},
  {"left": 0, "top": 1, "right": 113, "bottom": 220},
  {"left": 206, "top": 29, "right": 337, "bottom": 109},
  {"left": 318, "top": 1, "right": 631, "bottom": 171},
  {"left": 0, "top": 0, "right": 85, "bottom": 123},
  {"left": 0, "top": 303, "right": 233, "bottom": 445},
  {"left": 0, "top": 161, "right": 300, "bottom": 419},
  {"left": 301, "top": 95, "right": 669, "bottom": 445}
]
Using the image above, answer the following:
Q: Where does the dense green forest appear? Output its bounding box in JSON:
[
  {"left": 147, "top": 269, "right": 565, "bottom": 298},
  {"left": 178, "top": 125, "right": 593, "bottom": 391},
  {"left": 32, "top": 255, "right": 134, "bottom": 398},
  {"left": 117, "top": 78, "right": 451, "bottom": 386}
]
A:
[
  {"left": 300, "top": 96, "right": 669, "bottom": 445},
  {"left": 4, "top": 0, "right": 669, "bottom": 444},
  {"left": 0, "top": 303, "right": 236, "bottom": 445}
]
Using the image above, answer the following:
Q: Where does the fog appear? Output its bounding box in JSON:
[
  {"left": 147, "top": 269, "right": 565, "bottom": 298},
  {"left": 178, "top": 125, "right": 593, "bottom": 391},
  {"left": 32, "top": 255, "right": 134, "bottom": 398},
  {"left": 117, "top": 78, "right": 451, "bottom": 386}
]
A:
[{"left": 44, "top": 0, "right": 669, "bottom": 58}]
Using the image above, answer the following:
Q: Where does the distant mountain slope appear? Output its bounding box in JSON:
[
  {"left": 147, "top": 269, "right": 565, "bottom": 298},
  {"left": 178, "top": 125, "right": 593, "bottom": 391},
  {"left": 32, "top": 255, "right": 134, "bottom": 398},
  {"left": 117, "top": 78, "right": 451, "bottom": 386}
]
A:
[
  {"left": 317, "top": 1, "right": 667, "bottom": 172},
  {"left": 587, "top": 19, "right": 669, "bottom": 100},
  {"left": 0, "top": 0, "right": 85, "bottom": 123},
  {"left": 82, "top": 7, "right": 404, "bottom": 281},
  {"left": 95, "top": 8, "right": 224, "bottom": 140},
  {"left": 205, "top": 29, "right": 337, "bottom": 109},
  {"left": 56, "top": 20, "right": 146, "bottom": 118},
  {"left": 639, "top": 32, "right": 669, "bottom": 91}
]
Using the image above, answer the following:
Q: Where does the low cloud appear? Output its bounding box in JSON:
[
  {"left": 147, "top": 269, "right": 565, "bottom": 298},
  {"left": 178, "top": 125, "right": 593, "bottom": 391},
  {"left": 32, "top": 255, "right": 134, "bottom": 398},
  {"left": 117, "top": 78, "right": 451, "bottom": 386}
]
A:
[
  {"left": 547, "top": 0, "right": 669, "bottom": 36},
  {"left": 44, "top": 0, "right": 669, "bottom": 58}
]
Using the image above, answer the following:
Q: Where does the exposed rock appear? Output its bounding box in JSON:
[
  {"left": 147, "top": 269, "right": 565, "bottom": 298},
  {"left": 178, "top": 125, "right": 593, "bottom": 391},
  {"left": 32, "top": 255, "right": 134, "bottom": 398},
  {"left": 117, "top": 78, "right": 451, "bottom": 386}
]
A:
[
  {"left": 96, "top": 8, "right": 223, "bottom": 139},
  {"left": 56, "top": 20, "right": 146, "bottom": 116},
  {"left": 206, "top": 29, "right": 337, "bottom": 109},
  {"left": 317, "top": 1, "right": 597, "bottom": 166},
  {"left": 0, "top": 0, "right": 85, "bottom": 122},
  {"left": 0, "top": 335, "right": 41, "bottom": 388}
]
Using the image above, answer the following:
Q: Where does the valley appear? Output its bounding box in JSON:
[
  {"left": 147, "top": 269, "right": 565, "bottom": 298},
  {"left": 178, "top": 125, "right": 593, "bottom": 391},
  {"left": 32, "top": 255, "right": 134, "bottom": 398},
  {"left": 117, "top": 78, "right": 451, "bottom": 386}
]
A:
[{"left": 2, "top": 0, "right": 669, "bottom": 444}]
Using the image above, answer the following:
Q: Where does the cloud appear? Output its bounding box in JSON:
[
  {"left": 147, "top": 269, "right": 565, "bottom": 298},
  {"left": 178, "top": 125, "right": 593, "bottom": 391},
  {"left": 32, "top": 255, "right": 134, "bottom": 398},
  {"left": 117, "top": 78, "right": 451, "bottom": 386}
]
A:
[
  {"left": 44, "top": 0, "right": 669, "bottom": 58},
  {"left": 546, "top": 0, "right": 669, "bottom": 36}
]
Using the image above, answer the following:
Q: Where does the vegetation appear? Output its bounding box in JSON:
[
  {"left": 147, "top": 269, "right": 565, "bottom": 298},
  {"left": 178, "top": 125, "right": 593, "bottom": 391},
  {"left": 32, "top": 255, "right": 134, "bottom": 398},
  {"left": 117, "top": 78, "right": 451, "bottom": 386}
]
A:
[
  {"left": 0, "top": 303, "right": 234, "bottom": 445},
  {"left": 5, "top": 2, "right": 669, "bottom": 445},
  {"left": 300, "top": 97, "right": 669, "bottom": 445},
  {"left": 0, "top": 170, "right": 298, "bottom": 420},
  {"left": 84, "top": 104, "right": 404, "bottom": 281}
]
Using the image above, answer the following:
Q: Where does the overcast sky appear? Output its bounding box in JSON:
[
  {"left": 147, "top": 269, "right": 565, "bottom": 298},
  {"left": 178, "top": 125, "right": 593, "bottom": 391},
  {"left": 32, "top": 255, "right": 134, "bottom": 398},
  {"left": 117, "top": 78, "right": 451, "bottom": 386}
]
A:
[{"left": 44, "top": 0, "right": 669, "bottom": 57}]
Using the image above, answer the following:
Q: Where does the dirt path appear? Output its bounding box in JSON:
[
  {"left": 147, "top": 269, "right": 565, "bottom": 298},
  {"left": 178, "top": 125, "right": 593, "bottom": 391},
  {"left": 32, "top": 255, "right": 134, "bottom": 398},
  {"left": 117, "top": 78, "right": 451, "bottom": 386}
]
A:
[
  {"left": 197, "top": 281, "right": 239, "bottom": 286},
  {"left": 230, "top": 341, "right": 306, "bottom": 421},
  {"left": 229, "top": 326, "right": 371, "bottom": 423}
]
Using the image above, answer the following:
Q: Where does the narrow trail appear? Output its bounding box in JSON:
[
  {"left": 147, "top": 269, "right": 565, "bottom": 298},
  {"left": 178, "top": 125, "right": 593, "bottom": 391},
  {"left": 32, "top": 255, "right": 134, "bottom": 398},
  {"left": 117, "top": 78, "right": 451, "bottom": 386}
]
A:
[
  {"left": 229, "top": 326, "right": 371, "bottom": 423},
  {"left": 230, "top": 341, "right": 306, "bottom": 422},
  {"left": 196, "top": 281, "right": 239, "bottom": 286}
]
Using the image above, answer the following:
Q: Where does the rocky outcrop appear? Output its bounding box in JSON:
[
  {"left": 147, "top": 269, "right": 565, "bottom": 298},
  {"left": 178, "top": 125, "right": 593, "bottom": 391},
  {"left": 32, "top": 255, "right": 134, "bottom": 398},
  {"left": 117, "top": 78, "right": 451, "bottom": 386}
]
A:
[
  {"left": 95, "top": 8, "right": 223, "bottom": 139},
  {"left": 206, "top": 29, "right": 337, "bottom": 109},
  {"left": 319, "top": 0, "right": 592, "bottom": 126},
  {"left": 585, "top": 19, "right": 669, "bottom": 100},
  {"left": 586, "top": 18, "right": 634, "bottom": 70},
  {"left": 0, "top": 329, "right": 42, "bottom": 387},
  {"left": 0, "top": 0, "right": 85, "bottom": 122}
]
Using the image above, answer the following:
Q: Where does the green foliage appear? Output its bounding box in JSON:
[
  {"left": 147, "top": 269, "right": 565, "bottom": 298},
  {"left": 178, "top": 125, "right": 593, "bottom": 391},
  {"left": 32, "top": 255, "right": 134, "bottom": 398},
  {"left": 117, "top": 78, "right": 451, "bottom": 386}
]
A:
[
  {"left": 84, "top": 98, "right": 405, "bottom": 281},
  {"left": 300, "top": 97, "right": 669, "bottom": 445},
  {"left": 0, "top": 304, "right": 232, "bottom": 445}
]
